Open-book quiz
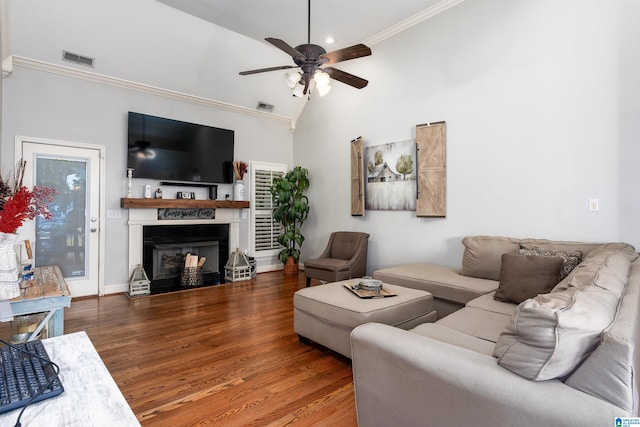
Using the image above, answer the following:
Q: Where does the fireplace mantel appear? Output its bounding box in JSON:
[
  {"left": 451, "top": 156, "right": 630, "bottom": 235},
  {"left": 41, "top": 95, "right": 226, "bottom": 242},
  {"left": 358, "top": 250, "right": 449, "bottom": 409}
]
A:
[{"left": 121, "top": 198, "right": 249, "bottom": 209}]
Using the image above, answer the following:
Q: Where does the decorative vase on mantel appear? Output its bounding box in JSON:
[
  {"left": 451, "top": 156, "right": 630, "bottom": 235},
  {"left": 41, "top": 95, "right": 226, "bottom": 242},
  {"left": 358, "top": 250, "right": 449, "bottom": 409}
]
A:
[
  {"left": 0, "top": 232, "right": 21, "bottom": 300},
  {"left": 233, "top": 180, "right": 245, "bottom": 201}
]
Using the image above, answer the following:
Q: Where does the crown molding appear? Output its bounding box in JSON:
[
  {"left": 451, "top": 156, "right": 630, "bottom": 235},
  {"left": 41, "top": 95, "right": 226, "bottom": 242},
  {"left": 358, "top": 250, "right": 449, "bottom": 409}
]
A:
[
  {"left": 1, "top": 0, "right": 11, "bottom": 77},
  {"left": 1, "top": 55, "right": 11, "bottom": 77},
  {"left": 364, "top": 0, "right": 464, "bottom": 46},
  {"left": 12, "top": 56, "right": 294, "bottom": 127}
]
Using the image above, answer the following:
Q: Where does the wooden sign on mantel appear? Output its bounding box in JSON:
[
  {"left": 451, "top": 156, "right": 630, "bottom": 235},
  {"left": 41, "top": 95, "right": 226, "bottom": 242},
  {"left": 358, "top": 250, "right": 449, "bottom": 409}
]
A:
[
  {"left": 351, "top": 137, "right": 365, "bottom": 216},
  {"left": 416, "top": 122, "right": 446, "bottom": 217}
]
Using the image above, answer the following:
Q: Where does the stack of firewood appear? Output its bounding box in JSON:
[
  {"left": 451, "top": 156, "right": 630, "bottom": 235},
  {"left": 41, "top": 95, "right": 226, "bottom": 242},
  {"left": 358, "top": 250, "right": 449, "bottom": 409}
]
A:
[{"left": 184, "top": 253, "right": 205, "bottom": 269}]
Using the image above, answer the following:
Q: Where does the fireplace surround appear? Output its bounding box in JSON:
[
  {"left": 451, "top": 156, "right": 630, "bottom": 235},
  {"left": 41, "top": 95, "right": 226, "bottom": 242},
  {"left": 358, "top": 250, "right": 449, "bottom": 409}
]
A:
[{"left": 127, "top": 205, "right": 242, "bottom": 295}]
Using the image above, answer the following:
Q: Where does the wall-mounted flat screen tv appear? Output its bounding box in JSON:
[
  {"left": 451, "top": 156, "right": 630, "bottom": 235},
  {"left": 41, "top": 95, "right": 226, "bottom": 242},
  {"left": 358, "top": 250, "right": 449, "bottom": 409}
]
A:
[{"left": 127, "top": 112, "right": 234, "bottom": 184}]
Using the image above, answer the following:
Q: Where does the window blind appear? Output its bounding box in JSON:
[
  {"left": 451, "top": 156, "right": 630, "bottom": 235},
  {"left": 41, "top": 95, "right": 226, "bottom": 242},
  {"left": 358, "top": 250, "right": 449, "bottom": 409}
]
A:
[{"left": 251, "top": 164, "right": 285, "bottom": 254}]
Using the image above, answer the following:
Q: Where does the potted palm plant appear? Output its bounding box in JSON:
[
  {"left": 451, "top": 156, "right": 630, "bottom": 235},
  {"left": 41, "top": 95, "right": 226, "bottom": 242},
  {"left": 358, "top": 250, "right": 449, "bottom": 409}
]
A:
[{"left": 270, "top": 166, "right": 310, "bottom": 275}]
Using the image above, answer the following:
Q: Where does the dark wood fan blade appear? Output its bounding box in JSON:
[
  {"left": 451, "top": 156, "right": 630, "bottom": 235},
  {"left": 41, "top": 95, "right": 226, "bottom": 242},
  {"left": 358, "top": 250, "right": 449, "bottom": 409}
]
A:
[
  {"left": 320, "top": 44, "right": 371, "bottom": 65},
  {"left": 239, "top": 65, "right": 298, "bottom": 75},
  {"left": 265, "top": 38, "right": 305, "bottom": 60},
  {"left": 325, "top": 67, "right": 368, "bottom": 89}
]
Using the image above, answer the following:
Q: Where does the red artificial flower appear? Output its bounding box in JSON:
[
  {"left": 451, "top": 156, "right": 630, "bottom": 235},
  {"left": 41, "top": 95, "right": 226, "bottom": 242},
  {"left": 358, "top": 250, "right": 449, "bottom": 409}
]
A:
[{"left": 0, "top": 186, "right": 56, "bottom": 234}]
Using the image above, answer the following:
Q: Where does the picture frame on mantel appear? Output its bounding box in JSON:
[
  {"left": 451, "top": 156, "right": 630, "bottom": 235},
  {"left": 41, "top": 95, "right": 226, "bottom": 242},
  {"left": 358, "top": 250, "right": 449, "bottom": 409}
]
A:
[
  {"left": 416, "top": 121, "right": 446, "bottom": 217},
  {"left": 351, "top": 137, "right": 365, "bottom": 216}
]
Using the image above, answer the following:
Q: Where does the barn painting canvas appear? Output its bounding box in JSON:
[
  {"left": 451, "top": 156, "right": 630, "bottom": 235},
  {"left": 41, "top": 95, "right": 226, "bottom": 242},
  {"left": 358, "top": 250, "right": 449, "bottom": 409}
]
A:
[{"left": 366, "top": 140, "right": 416, "bottom": 210}]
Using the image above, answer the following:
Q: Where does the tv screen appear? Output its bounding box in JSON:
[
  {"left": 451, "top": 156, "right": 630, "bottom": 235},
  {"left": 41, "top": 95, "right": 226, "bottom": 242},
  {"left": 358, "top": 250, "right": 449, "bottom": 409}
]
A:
[{"left": 127, "top": 112, "right": 234, "bottom": 184}]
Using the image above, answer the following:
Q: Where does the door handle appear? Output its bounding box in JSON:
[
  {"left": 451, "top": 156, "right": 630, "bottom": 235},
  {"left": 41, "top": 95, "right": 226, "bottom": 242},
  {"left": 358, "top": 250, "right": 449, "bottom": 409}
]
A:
[{"left": 90, "top": 227, "right": 98, "bottom": 233}]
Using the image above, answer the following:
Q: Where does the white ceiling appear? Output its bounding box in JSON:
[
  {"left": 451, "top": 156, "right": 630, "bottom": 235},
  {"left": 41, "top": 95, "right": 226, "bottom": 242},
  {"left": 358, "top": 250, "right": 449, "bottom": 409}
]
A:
[{"left": 156, "top": 0, "right": 445, "bottom": 50}]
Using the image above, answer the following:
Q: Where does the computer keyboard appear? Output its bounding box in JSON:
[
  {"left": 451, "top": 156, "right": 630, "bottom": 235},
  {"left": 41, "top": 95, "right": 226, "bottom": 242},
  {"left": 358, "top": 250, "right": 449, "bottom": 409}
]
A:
[{"left": 0, "top": 340, "right": 63, "bottom": 414}]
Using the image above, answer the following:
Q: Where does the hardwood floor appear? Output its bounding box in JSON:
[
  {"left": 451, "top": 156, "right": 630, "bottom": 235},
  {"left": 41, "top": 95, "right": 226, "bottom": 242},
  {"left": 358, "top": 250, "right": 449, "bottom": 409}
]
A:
[{"left": 15, "top": 272, "right": 357, "bottom": 426}]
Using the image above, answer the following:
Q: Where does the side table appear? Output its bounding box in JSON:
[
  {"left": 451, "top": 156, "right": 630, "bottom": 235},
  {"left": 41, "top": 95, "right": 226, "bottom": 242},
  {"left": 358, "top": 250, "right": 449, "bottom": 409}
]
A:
[{"left": 8, "top": 265, "right": 71, "bottom": 339}]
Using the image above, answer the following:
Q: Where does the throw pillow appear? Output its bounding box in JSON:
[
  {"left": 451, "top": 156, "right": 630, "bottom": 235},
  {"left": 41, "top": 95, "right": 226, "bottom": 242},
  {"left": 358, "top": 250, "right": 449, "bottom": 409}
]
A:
[
  {"left": 516, "top": 246, "right": 582, "bottom": 279},
  {"left": 494, "top": 254, "right": 563, "bottom": 304}
]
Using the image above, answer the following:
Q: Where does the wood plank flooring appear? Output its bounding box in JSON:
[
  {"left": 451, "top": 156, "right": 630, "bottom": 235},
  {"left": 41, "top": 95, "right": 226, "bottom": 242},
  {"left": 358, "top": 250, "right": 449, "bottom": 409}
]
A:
[{"left": 8, "top": 272, "right": 357, "bottom": 426}]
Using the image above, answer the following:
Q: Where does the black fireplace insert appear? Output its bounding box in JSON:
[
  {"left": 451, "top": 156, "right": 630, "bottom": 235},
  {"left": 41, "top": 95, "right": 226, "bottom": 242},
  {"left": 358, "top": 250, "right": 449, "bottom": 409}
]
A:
[{"left": 142, "top": 224, "right": 229, "bottom": 294}]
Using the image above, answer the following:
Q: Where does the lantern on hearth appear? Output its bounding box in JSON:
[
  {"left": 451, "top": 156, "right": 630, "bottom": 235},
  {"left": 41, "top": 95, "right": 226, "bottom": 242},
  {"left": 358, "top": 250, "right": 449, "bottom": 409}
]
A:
[
  {"left": 129, "top": 264, "right": 150, "bottom": 296},
  {"left": 224, "top": 248, "right": 252, "bottom": 283}
]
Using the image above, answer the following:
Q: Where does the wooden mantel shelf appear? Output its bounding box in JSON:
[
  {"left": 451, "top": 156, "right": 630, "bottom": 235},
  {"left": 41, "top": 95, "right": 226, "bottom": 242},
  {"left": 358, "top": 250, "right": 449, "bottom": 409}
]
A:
[{"left": 121, "top": 198, "right": 249, "bottom": 209}]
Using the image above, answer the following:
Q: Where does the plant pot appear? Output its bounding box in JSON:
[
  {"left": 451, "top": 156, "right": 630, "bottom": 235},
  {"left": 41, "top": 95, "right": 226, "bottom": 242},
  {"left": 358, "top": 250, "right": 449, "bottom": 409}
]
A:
[{"left": 283, "top": 256, "right": 299, "bottom": 276}]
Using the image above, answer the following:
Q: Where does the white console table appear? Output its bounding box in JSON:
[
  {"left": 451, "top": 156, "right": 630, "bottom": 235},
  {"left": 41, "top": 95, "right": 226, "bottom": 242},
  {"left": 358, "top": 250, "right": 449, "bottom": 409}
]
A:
[{"left": 0, "top": 331, "right": 140, "bottom": 426}]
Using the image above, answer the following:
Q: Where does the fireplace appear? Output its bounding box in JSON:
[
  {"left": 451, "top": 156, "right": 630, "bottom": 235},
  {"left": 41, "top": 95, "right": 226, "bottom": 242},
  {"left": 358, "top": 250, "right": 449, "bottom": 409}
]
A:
[{"left": 142, "top": 224, "right": 229, "bottom": 294}]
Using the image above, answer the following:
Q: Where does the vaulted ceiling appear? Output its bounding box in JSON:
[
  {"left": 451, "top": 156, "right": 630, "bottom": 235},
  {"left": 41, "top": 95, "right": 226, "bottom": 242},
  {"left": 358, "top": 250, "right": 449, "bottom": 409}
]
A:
[
  {"left": 6, "top": 0, "right": 462, "bottom": 126},
  {"left": 155, "top": 0, "right": 458, "bottom": 123},
  {"left": 156, "top": 0, "right": 444, "bottom": 49}
]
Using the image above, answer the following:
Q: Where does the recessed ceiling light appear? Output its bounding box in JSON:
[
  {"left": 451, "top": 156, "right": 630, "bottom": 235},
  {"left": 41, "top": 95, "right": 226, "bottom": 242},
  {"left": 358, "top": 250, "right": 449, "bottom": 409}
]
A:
[{"left": 325, "top": 36, "right": 335, "bottom": 44}]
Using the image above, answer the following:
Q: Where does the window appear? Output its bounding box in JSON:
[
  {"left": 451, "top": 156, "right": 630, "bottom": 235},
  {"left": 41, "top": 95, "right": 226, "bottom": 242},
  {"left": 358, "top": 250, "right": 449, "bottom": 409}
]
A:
[{"left": 250, "top": 162, "right": 286, "bottom": 258}]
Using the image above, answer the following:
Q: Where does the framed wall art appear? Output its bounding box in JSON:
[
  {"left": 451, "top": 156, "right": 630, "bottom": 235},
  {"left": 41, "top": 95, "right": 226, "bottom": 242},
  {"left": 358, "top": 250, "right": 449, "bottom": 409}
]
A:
[{"left": 365, "top": 139, "right": 416, "bottom": 211}]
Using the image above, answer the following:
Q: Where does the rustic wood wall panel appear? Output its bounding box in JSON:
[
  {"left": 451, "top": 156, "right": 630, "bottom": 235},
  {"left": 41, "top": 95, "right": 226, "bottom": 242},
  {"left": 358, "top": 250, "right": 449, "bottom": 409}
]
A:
[
  {"left": 416, "top": 122, "right": 446, "bottom": 217},
  {"left": 351, "top": 137, "right": 365, "bottom": 216}
]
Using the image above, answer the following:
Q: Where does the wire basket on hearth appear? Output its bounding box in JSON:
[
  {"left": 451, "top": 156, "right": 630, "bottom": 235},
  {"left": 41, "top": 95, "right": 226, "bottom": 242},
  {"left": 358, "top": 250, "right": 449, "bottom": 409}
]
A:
[{"left": 180, "top": 266, "right": 203, "bottom": 287}]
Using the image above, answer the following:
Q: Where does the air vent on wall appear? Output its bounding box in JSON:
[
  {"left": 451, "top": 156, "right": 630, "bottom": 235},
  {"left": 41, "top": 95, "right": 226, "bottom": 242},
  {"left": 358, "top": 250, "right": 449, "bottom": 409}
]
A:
[
  {"left": 62, "top": 50, "right": 95, "bottom": 67},
  {"left": 256, "top": 102, "right": 274, "bottom": 113}
]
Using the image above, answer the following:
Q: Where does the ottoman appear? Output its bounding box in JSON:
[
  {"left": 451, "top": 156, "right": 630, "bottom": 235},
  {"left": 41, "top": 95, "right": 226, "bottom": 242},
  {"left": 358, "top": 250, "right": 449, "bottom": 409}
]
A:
[{"left": 293, "top": 279, "right": 437, "bottom": 358}]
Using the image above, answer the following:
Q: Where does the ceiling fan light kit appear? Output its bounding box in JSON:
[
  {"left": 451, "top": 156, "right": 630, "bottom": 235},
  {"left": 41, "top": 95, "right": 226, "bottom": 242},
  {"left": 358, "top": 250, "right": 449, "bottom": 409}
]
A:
[
  {"left": 239, "top": 0, "right": 371, "bottom": 98},
  {"left": 285, "top": 72, "right": 301, "bottom": 89}
]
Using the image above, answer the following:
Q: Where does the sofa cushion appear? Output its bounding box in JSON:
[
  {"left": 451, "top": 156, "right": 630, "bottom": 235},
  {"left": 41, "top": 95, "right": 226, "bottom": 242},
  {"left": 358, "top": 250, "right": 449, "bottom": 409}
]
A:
[
  {"left": 373, "top": 263, "right": 497, "bottom": 305},
  {"left": 516, "top": 247, "right": 582, "bottom": 279},
  {"left": 553, "top": 246, "right": 637, "bottom": 295},
  {"left": 466, "top": 292, "right": 517, "bottom": 316},
  {"left": 436, "top": 306, "right": 512, "bottom": 344},
  {"left": 493, "top": 251, "right": 631, "bottom": 381},
  {"left": 410, "top": 323, "right": 496, "bottom": 355},
  {"left": 461, "top": 236, "right": 521, "bottom": 281},
  {"left": 564, "top": 259, "right": 640, "bottom": 414},
  {"left": 494, "top": 254, "right": 563, "bottom": 304}
]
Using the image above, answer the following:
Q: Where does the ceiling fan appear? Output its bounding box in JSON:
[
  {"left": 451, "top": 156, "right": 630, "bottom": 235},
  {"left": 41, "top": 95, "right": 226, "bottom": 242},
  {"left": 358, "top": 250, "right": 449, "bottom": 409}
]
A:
[{"left": 239, "top": 0, "right": 372, "bottom": 97}]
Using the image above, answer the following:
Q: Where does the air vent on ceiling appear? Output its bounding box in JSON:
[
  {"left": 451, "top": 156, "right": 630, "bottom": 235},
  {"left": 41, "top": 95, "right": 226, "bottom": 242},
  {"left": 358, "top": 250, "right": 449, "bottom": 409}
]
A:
[
  {"left": 62, "top": 50, "right": 95, "bottom": 67},
  {"left": 256, "top": 102, "right": 274, "bottom": 113}
]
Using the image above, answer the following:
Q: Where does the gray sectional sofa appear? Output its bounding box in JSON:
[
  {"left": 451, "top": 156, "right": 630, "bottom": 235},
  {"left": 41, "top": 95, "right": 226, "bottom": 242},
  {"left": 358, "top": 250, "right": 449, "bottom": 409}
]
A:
[{"left": 352, "top": 236, "right": 640, "bottom": 426}]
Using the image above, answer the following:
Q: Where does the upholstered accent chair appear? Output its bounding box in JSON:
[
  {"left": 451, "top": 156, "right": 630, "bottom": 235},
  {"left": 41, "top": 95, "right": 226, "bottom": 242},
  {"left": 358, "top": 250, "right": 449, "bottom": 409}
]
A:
[{"left": 304, "top": 232, "right": 370, "bottom": 287}]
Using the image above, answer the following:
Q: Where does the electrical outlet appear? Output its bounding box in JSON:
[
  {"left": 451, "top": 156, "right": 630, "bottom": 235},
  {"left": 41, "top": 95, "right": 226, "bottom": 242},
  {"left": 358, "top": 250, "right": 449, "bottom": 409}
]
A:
[{"left": 589, "top": 199, "right": 599, "bottom": 212}]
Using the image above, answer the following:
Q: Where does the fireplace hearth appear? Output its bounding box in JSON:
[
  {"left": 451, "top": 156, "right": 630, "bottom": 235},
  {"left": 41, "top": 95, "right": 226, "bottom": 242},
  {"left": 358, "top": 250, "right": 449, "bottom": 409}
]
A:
[{"left": 143, "top": 224, "right": 229, "bottom": 294}]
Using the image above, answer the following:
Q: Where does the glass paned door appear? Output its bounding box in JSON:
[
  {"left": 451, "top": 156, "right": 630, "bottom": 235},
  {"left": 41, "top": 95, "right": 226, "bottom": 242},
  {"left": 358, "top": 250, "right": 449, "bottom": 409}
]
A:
[
  {"left": 19, "top": 140, "right": 101, "bottom": 297},
  {"left": 35, "top": 158, "right": 88, "bottom": 278}
]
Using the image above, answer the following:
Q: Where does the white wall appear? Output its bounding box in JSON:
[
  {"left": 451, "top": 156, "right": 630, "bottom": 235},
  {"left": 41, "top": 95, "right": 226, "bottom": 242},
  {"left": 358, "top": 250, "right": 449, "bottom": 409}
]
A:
[
  {"left": 2, "top": 0, "right": 294, "bottom": 290},
  {"left": 294, "top": 0, "right": 640, "bottom": 273}
]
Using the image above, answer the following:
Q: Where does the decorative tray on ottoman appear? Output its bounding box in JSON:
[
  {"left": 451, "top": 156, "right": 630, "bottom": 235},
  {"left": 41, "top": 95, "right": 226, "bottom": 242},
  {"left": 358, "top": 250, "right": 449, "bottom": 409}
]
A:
[{"left": 344, "top": 279, "right": 396, "bottom": 299}]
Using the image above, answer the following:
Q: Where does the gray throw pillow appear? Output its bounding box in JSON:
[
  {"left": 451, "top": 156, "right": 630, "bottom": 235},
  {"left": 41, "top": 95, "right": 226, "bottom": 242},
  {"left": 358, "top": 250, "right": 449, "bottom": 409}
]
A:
[
  {"left": 516, "top": 246, "right": 582, "bottom": 279},
  {"left": 494, "top": 254, "right": 563, "bottom": 304}
]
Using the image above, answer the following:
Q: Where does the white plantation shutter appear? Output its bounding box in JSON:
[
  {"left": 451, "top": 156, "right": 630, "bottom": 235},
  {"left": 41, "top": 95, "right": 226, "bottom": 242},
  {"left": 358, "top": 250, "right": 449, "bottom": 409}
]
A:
[{"left": 250, "top": 162, "right": 286, "bottom": 256}]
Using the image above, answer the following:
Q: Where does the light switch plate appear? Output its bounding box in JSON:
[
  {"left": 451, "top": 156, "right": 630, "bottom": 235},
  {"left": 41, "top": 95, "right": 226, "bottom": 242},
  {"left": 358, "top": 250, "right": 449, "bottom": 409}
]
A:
[{"left": 107, "top": 209, "right": 122, "bottom": 219}]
